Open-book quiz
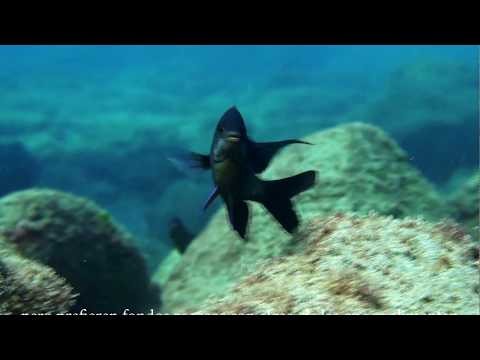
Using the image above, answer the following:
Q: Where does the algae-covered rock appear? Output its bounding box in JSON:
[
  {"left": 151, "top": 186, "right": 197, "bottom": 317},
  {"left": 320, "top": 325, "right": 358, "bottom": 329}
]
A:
[
  {"left": 448, "top": 171, "right": 479, "bottom": 240},
  {"left": 196, "top": 214, "right": 479, "bottom": 315},
  {"left": 365, "top": 61, "right": 477, "bottom": 139},
  {"left": 162, "top": 122, "right": 450, "bottom": 312},
  {"left": 360, "top": 61, "right": 478, "bottom": 184},
  {"left": 0, "top": 189, "right": 160, "bottom": 313},
  {"left": 0, "top": 241, "right": 76, "bottom": 315}
]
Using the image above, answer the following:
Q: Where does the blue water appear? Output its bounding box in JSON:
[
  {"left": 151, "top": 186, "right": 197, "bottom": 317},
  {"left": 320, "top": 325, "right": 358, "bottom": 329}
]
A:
[{"left": 0, "top": 45, "right": 478, "bottom": 270}]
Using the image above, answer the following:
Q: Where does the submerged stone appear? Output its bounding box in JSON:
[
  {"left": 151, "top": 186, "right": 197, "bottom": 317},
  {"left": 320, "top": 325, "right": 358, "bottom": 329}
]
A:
[
  {"left": 159, "top": 122, "right": 450, "bottom": 312},
  {"left": 0, "top": 189, "right": 160, "bottom": 313},
  {"left": 0, "top": 241, "right": 76, "bottom": 315},
  {"left": 447, "top": 171, "right": 479, "bottom": 242},
  {"left": 195, "top": 214, "right": 479, "bottom": 315}
]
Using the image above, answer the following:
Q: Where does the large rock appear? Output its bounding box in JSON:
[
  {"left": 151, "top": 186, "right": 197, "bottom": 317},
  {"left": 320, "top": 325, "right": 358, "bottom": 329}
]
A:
[
  {"left": 364, "top": 61, "right": 477, "bottom": 139},
  {"left": 195, "top": 214, "right": 479, "bottom": 315},
  {"left": 160, "top": 123, "right": 450, "bottom": 312},
  {"left": 0, "top": 189, "right": 160, "bottom": 313},
  {"left": 0, "top": 241, "right": 76, "bottom": 314},
  {"left": 152, "top": 250, "right": 183, "bottom": 288},
  {"left": 358, "top": 61, "right": 478, "bottom": 184}
]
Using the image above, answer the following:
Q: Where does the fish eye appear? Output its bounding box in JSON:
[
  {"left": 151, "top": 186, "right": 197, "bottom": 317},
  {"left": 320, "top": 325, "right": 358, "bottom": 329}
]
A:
[{"left": 218, "top": 126, "right": 224, "bottom": 133}]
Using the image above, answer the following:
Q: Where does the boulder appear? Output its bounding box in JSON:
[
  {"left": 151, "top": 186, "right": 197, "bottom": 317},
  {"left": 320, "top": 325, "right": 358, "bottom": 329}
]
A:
[
  {"left": 161, "top": 123, "right": 450, "bottom": 312},
  {"left": 196, "top": 214, "right": 479, "bottom": 315},
  {"left": 0, "top": 241, "right": 76, "bottom": 315},
  {"left": 448, "top": 171, "right": 479, "bottom": 241},
  {"left": 0, "top": 189, "right": 160, "bottom": 313}
]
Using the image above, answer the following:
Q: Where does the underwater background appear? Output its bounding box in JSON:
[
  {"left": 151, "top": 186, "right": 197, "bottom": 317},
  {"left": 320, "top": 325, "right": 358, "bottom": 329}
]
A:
[{"left": 0, "top": 45, "right": 478, "bottom": 314}]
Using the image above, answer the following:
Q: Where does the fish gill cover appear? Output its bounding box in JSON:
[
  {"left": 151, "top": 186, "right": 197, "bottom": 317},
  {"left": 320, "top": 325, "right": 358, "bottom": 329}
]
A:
[{"left": 0, "top": 45, "right": 478, "bottom": 315}]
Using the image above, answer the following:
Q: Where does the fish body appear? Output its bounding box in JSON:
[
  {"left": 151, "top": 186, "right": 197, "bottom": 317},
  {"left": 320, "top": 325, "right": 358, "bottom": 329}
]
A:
[
  {"left": 170, "top": 106, "right": 316, "bottom": 239},
  {"left": 168, "top": 217, "right": 195, "bottom": 253},
  {"left": 211, "top": 132, "right": 255, "bottom": 200}
]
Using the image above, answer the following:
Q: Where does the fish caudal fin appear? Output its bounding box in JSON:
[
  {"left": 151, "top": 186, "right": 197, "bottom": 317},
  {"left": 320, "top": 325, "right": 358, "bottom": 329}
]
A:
[
  {"left": 266, "top": 170, "right": 316, "bottom": 199},
  {"left": 261, "top": 197, "right": 299, "bottom": 233},
  {"left": 253, "top": 170, "right": 316, "bottom": 233}
]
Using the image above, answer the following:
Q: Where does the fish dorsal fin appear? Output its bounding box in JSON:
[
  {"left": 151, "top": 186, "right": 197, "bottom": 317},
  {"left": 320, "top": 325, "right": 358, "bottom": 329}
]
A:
[{"left": 247, "top": 139, "right": 313, "bottom": 173}]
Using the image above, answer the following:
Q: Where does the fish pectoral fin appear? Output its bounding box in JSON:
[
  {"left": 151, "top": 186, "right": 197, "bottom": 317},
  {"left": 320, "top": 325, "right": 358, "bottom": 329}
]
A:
[
  {"left": 166, "top": 148, "right": 210, "bottom": 177},
  {"left": 226, "top": 199, "right": 249, "bottom": 240},
  {"left": 203, "top": 186, "right": 219, "bottom": 211},
  {"left": 248, "top": 139, "right": 313, "bottom": 173}
]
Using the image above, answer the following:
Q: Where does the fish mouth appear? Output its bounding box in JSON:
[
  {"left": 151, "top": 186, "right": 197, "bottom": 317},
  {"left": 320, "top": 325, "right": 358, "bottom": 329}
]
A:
[{"left": 225, "top": 132, "right": 241, "bottom": 143}]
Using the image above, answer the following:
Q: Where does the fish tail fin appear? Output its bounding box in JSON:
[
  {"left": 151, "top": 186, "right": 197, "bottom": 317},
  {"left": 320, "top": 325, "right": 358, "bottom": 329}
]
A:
[{"left": 254, "top": 171, "right": 316, "bottom": 233}]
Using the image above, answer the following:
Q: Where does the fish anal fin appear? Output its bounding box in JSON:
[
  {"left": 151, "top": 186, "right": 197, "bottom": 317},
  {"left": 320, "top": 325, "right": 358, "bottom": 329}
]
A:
[{"left": 226, "top": 199, "right": 249, "bottom": 240}]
